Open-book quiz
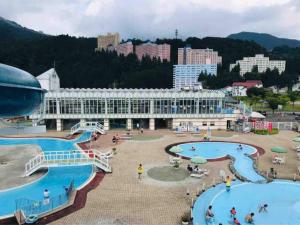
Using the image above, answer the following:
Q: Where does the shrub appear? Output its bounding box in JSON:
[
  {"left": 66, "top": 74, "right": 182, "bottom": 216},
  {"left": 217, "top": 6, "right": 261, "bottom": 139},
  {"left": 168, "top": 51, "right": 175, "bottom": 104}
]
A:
[{"left": 253, "top": 128, "right": 279, "bottom": 135}]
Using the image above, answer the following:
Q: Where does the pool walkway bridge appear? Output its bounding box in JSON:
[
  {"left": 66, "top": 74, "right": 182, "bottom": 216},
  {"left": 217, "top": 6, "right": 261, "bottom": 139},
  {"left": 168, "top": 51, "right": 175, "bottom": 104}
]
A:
[
  {"left": 70, "top": 121, "right": 105, "bottom": 135},
  {"left": 24, "top": 149, "right": 112, "bottom": 176}
]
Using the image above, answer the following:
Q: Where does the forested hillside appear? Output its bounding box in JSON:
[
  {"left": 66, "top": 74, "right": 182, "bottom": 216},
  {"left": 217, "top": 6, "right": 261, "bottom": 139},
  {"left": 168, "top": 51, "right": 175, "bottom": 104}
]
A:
[{"left": 0, "top": 17, "right": 299, "bottom": 89}]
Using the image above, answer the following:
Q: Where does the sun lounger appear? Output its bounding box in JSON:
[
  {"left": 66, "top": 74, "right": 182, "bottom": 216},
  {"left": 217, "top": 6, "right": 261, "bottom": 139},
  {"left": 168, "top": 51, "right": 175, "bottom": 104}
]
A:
[
  {"left": 176, "top": 133, "right": 187, "bottom": 137},
  {"left": 190, "top": 170, "right": 209, "bottom": 178},
  {"left": 119, "top": 135, "right": 132, "bottom": 140},
  {"left": 294, "top": 146, "right": 300, "bottom": 151}
]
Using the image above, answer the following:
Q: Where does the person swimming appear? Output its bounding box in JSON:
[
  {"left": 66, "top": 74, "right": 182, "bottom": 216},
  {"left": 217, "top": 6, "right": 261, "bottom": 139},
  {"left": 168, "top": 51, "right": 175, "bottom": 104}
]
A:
[
  {"left": 245, "top": 212, "right": 255, "bottom": 223},
  {"left": 259, "top": 204, "right": 268, "bottom": 213},
  {"left": 233, "top": 217, "right": 241, "bottom": 225},
  {"left": 230, "top": 207, "right": 237, "bottom": 217},
  {"left": 191, "top": 146, "right": 196, "bottom": 151},
  {"left": 237, "top": 144, "right": 243, "bottom": 150},
  {"left": 206, "top": 205, "right": 214, "bottom": 222}
]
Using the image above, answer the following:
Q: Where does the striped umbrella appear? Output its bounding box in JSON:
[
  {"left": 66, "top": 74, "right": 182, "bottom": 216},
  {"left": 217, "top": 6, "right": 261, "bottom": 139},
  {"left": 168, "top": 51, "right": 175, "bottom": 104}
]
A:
[
  {"left": 191, "top": 156, "right": 207, "bottom": 164},
  {"left": 169, "top": 146, "right": 182, "bottom": 153},
  {"left": 271, "top": 146, "right": 288, "bottom": 153},
  {"left": 293, "top": 137, "right": 300, "bottom": 142}
]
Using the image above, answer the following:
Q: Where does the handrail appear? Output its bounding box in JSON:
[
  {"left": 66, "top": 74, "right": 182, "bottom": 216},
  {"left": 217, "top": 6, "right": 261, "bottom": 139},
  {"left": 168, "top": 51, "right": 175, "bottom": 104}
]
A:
[
  {"left": 25, "top": 149, "right": 111, "bottom": 176},
  {"left": 70, "top": 121, "right": 105, "bottom": 135}
]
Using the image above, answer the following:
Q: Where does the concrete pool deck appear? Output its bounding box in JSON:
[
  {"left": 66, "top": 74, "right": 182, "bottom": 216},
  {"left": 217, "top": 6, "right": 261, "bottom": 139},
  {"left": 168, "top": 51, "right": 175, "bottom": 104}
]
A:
[
  {"left": 0, "top": 144, "right": 44, "bottom": 190},
  {"left": 0, "top": 129, "right": 298, "bottom": 224}
]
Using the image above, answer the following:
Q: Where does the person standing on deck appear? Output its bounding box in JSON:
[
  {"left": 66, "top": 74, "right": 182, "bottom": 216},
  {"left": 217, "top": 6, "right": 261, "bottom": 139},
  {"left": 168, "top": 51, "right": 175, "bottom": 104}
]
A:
[
  {"left": 226, "top": 176, "right": 231, "bottom": 192},
  {"left": 137, "top": 164, "right": 144, "bottom": 180}
]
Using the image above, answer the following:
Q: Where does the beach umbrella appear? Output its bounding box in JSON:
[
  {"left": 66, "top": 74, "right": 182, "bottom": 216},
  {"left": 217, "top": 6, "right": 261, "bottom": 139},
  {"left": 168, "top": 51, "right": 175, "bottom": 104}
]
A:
[
  {"left": 191, "top": 156, "right": 207, "bottom": 164},
  {"left": 293, "top": 137, "right": 300, "bottom": 142},
  {"left": 271, "top": 146, "right": 288, "bottom": 153},
  {"left": 169, "top": 146, "right": 182, "bottom": 153}
]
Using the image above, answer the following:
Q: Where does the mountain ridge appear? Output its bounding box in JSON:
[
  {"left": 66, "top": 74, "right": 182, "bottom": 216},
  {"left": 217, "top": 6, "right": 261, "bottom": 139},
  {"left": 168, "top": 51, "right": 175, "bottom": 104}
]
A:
[
  {"left": 0, "top": 16, "right": 47, "bottom": 40},
  {"left": 227, "top": 31, "right": 300, "bottom": 50}
]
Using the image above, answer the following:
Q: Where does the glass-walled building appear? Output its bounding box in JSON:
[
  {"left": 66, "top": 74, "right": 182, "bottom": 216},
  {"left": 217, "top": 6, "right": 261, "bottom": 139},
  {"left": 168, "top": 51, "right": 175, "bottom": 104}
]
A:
[{"left": 32, "top": 88, "right": 240, "bottom": 131}]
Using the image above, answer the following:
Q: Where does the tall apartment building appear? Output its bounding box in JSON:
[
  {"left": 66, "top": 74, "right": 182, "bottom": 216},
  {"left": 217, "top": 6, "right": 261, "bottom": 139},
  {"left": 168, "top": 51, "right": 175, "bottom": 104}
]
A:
[
  {"left": 135, "top": 42, "right": 171, "bottom": 62},
  {"left": 178, "top": 47, "right": 222, "bottom": 65},
  {"left": 230, "top": 54, "right": 286, "bottom": 75},
  {"left": 108, "top": 41, "right": 134, "bottom": 56},
  {"left": 95, "top": 32, "right": 120, "bottom": 51},
  {"left": 173, "top": 64, "right": 217, "bottom": 90}
]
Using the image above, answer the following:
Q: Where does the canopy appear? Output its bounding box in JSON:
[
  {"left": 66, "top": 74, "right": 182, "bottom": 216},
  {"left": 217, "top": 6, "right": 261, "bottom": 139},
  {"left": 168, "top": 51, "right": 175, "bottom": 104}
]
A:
[
  {"left": 250, "top": 111, "right": 266, "bottom": 119},
  {"left": 169, "top": 146, "right": 182, "bottom": 153},
  {"left": 191, "top": 156, "right": 207, "bottom": 164},
  {"left": 271, "top": 146, "right": 288, "bottom": 153},
  {"left": 293, "top": 137, "right": 300, "bottom": 142}
]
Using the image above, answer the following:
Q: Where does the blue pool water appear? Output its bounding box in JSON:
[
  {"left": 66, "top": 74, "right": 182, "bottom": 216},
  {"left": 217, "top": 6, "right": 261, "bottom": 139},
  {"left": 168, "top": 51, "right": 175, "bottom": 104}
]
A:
[
  {"left": 0, "top": 132, "right": 93, "bottom": 217},
  {"left": 193, "top": 180, "right": 300, "bottom": 225},
  {"left": 177, "top": 142, "right": 265, "bottom": 182}
]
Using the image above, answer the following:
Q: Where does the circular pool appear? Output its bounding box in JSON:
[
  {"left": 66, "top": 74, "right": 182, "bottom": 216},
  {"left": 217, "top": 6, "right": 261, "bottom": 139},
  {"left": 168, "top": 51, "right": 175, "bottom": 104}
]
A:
[
  {"left": 169, "top": 142, "right": 265, "bottom": 182},
  {"left": 193, "top": 180, "right": 300, "bottom": 225}
]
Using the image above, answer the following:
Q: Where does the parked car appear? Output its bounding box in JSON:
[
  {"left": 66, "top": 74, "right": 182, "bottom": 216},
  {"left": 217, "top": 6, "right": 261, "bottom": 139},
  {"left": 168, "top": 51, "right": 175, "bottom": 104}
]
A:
[{"left": 295, "top": 116, "right": 300, "bottom": 121}]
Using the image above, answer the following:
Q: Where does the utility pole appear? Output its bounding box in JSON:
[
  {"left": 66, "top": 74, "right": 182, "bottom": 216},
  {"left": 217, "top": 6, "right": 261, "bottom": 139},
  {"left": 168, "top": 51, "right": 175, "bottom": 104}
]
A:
[{"left": 175, "top": 29, "right": 178, "bottom": 39}]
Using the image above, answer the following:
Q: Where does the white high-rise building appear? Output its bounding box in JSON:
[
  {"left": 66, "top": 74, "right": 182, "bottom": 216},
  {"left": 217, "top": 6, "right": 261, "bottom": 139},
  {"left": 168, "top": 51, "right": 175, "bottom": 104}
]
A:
[
  {"left": 173, "top": 64, "right": 217, "bottom": 90},
  {"left": 230, "top": 54, "right": 286, "bottom": 76}
]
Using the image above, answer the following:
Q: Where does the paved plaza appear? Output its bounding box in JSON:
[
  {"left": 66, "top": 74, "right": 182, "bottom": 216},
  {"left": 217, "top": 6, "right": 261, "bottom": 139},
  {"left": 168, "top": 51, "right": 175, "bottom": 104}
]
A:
[{"left": 43, "top": 129, "right": 299, "bottom": 225}]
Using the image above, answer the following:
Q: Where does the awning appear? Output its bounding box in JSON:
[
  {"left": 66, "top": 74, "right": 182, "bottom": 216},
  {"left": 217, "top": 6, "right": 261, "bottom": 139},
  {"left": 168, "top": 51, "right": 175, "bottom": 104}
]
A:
[{"left": 250, "top": 111, "right": 266, "bottom": 119}]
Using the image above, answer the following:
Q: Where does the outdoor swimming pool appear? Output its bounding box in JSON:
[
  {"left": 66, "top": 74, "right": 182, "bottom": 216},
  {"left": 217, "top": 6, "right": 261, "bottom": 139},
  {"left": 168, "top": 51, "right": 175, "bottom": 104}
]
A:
[
  {"left": 193, "top": 180, "right": 300, "bottom": 225},
  {"left": 176, "top": 142, "right": 265, "bottom": 182},
  {"left": 0, "top": 132, "right": 93, "bottom": 217}
]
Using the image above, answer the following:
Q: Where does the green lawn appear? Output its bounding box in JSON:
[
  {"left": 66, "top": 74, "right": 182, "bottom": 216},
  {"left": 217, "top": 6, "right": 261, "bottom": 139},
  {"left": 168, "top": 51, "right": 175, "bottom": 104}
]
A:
[
  {"left": 132, "top": 135, "right": 162, "bottom": 141},
  {"left": 241, "top": 97, "right": 300, "bottom": 112}
]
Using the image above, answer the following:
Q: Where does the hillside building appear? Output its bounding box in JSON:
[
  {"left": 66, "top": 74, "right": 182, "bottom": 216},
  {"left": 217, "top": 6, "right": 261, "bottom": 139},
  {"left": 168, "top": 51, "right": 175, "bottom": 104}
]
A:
[
  {"left": 108, "top": 41, "right": 134, "bottom": 56},
  {"left": 95, "top": 32, "right": 120, "bottom": 51},
  {"left": 173, "top": 64, "right": 217, "bottom": 90},
  {"left": 135, "top": 42, "right": 171, "bottom": 62},
  {"left": 229, "top": 54, "right": 286, "bottom": 76},
  {"left": 224, "top": 80, "right": 263, "bottom": 97},
  {"left": 178, "top": 47, "right": 222, "bottom": 65}
]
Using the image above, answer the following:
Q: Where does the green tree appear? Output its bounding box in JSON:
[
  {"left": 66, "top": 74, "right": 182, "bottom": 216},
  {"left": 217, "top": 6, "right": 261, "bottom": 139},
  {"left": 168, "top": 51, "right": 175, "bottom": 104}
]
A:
[
  {"left": 288, "top": 91, "right": 299, "bottom": 111},
  {"left": 266, "top": 94, "right": 289, "bottom": 113}
]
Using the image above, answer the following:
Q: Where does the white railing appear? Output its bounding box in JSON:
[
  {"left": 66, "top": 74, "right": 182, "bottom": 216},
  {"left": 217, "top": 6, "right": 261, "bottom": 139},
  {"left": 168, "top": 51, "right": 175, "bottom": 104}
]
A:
[
  {"left": 25, "top": 149, "right": 111, "bottom": 176},
  {"left": 70, "top": 121, "right": 105, "bottom": 135}
]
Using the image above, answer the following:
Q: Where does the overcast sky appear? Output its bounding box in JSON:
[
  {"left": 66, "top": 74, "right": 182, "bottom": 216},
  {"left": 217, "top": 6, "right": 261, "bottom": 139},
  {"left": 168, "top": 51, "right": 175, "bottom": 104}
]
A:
[{"left": 1, "top": 0, "right": 300, "bottom": 40}]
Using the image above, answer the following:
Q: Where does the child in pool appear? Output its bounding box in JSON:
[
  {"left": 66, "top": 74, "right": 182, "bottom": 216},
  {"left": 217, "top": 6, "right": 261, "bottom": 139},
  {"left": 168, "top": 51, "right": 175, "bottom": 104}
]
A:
[
  {"left": 230, "top": 207, "right": 237, "bottom": 217},
  {"left": 245, "top": 212, "right": 255, "bottom": 223},
  {"left": 233, "top": 217, "right": 241, "bottom": 225}
]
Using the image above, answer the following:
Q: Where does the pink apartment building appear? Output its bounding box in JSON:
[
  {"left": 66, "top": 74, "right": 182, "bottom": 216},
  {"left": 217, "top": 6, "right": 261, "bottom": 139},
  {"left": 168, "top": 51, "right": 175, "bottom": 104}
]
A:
[
  {"left": 135, "top": 43, "right": 171, "bottom": 61},
  {"left": 178, "top": 47, "right": 222, "bottom": 64},
  {"left": 108, "top": 41, "right": 134, "bottom": 56}
]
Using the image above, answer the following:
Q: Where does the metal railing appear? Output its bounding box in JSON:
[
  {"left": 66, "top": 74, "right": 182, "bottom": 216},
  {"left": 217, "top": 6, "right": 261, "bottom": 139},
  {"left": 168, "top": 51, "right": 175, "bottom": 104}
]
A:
[
  {"left": 15, "top": 180, "right": 75, "bottom": 219},
  {"left": 70, "top": 121, "right": 105, "bottom": 135},
  {"left": 25, "top": 149, "right": 111, "bottom": 176}
]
